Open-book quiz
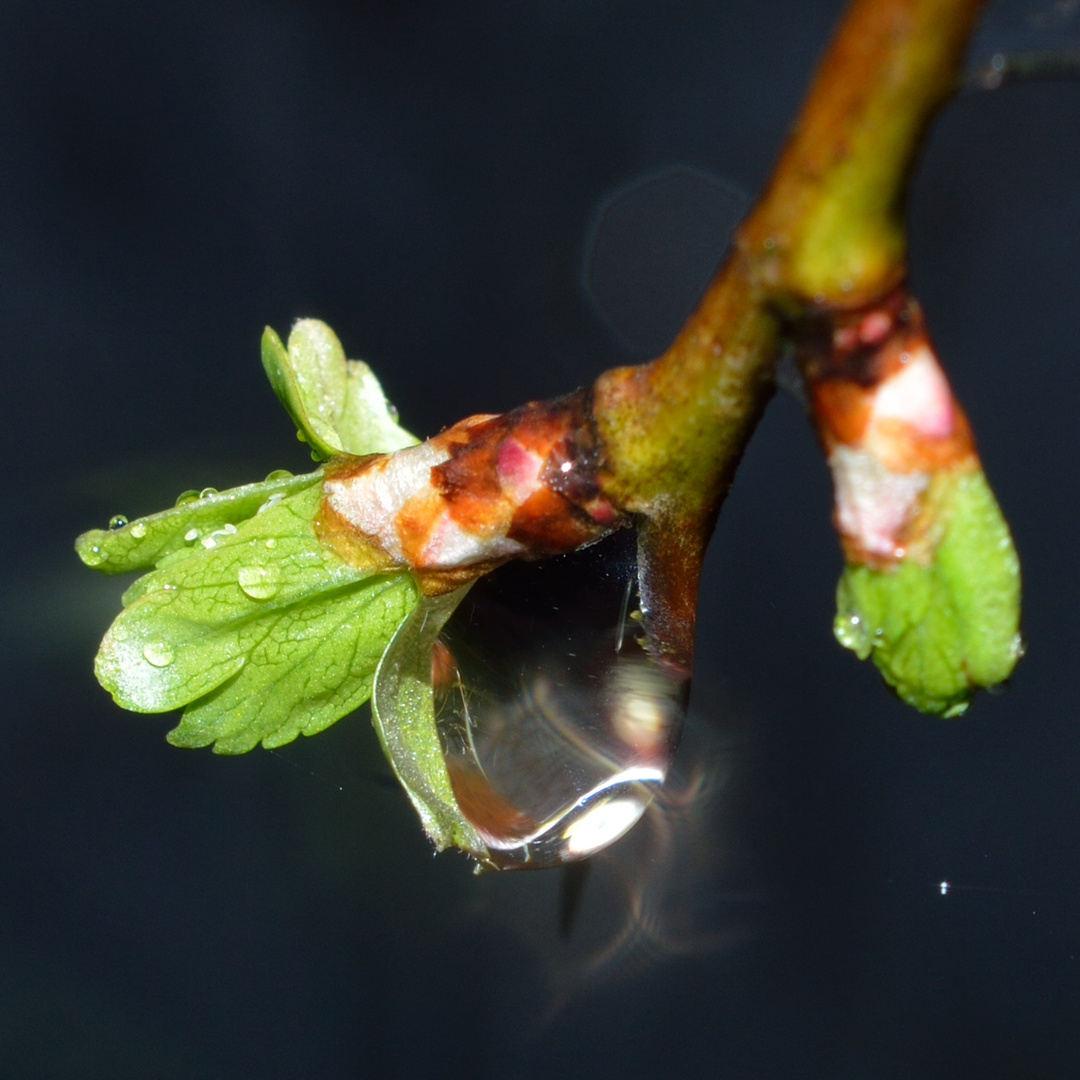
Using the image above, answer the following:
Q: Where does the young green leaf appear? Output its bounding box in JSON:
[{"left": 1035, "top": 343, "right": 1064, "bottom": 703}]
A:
[
  {"left": 834, "top": 467, "right": 1022, "bottom": 716},
  {"left": 94, "top": 481, "right": 420, "bottom": 753},
  {"left": 75, "top": 470, "right": 321, "bottom": 576},
  {"left": 261, "top": 320, "right": 419, "bottom": 460},
  {"left": 372, "top": 588, "right": 485, "bottom": 856}
]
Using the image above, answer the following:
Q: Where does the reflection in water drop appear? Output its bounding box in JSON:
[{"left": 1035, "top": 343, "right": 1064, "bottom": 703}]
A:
[
  {"left": 433, "top": 531, "right": 687, "bottom": 869},
  {"left": 237, "top": 564, "right": 282, "bottom": 600},
  {"left": 108, "top": 515, "right": 129, "bottom": 530}
]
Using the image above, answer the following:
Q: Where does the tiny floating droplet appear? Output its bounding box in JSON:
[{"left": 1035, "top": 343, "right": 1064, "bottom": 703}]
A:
[
  {"left": 142, "top": 642, "right": 175, "bottom": 667},
  {"left": 130, "top": 521, "right": 147, "bottom": 539},
  {"left": 108, "top": 515, "right": 128, "bottom": 530},
  {"left": 264, "top": 469, "right": 294, "bottom": 482},
  {"left": 238, "top": 564, "right": 282, "bottom": 600},
  {"left": 174, "top": 489, "right": 200, "bottom": 507},
  {"left": 199, "top": 487, "right": 219, "bottom": 500}
]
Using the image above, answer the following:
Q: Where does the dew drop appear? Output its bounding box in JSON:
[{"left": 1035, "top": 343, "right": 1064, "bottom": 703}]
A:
[
  {"left": 142, "top": 642, "right": 175, "bottom": 667},
  {"left": 264, "top": 469, "right": 294, "bottom": 482},
  {"left": 264, "top": 538, "right": 277, "bottom": 549},
  {"left": 431, "top": 531, "right": 685, "bottom": 869},
  {"left": 199, "top": 487, "right": 219, "bottom": 500},
  {"left": 130, "top": 521, "right": 147, "bottom": 539},
  {"left": 184, "top": 528, "right": 200, "bottom": 543},
  {"left": 834, "top": 610, "right": 871, "bottom": 657},
  {"left": 83, "top": 545, "right": 104, "bottom": 567},
  {"left": 238, "top": 564, "right": 282, "bottom": 600},
  {"left": 174, "top": 490, "right": 200, "bottom": 507},
  {"left": 108, "top": 515, "right": 129, "bottom": 530}
]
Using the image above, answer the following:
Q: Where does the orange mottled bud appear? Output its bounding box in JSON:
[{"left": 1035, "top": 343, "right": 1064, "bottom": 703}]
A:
[
  {"left": 799, "top": 291, "right": 978, "bottom": 566},
  {"left": 317, "top": 390, "right": 625, "bottom": 592}
]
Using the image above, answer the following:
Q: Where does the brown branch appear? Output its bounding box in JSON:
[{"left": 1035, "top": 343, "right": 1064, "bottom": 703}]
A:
[{"left": 591, "top": 0, "right": 987, "bottom": 671}]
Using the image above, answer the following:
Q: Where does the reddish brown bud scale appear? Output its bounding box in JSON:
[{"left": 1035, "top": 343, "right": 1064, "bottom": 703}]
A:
[
  {"left": 797, "top": 290, "right": 980, "bottom": 567},
  {"left": 317, "top": 389, "right": 625, "bottom": 594}
]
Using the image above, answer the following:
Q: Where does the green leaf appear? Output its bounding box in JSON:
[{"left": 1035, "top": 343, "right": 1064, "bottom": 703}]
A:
[
  {"left": 75, "top": 470, "right": 321, "bottom": 576},
  {"left": 261, "top": 320, "right": 419, "bottom": 461},
  {"left": 94, "top": 481, "right": 420, "bottom": 752},
  {"left": 834, "top": 467, "right": 1022, "bottom": 717},
  {"left": 372, "top": 588, "right": 485, "bottom": 855}
]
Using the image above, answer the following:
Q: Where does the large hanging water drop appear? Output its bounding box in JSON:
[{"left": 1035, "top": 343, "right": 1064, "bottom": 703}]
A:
[{"left": 433, "top": 530, "right": 686, "bottom": 869}]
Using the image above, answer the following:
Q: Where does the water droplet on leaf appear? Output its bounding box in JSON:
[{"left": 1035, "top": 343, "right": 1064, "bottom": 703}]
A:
[
  {"left": 237, "top": 564, "right": 282, "bottom": 600},
  {"left": 108, "top": 515, "right": 128, "bottom": 530},
  {"left": 83, "top": 545, "right": 104, "bottom": 567},
  {"left": 199, "top": 487, "right": 218, "bottom": 500},
  {"left": 433, "top": 531, "right": 685, "bottom": 868},
  {"left": 834, "top": 609, "right": 871, "bottom": 657},
  {"left": 142, "top": 642, "right": 175, "bottom": 667},
  {"left": 174, "top": 490, "right": 200, "bottom": 507},
  {"left": 130, "top": 522, "right": 147, "bottom": 539},
  {"left": 184, "top": 528, "right": 200, "bottom": 543},
  {"left": 264, "top": 469, "right": 294, "bottom": 482}
]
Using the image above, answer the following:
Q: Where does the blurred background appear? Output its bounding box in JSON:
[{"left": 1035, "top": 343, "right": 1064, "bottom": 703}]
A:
[{"left": 2, "top": 0, "right": 1079, "bottom": 1076}]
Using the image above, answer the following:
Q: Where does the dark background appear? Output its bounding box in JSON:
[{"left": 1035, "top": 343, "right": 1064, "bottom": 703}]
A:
[{"left": 2, "top": 1, "right": 1079, "bottom": 1077}]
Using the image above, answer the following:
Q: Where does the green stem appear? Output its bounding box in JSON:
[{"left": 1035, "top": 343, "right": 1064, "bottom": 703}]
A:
[{"left": 591, "top": 0, "right": 986, "bottom": 666}]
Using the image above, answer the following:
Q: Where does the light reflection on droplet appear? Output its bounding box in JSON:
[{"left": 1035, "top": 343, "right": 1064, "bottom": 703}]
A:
[
  {"left": 237, "top": 564, "right": 282, "bottom": 600},
  {"left": 562, "top": 796, "right": 646, "bottom": 857},
  {"left": 142, "top": 641, "right": 174, "bottom": 667}
]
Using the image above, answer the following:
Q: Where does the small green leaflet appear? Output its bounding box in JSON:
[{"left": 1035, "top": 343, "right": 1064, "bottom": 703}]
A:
[
  {"left": 834, "top": 467, "right": 1022, "bottom": 716},
  {"left": 76, "top": 471, "right": 322, "bottom": 576},
  {"left": 95, "top": 483, "right": 418, "bottom": 753},
  {"left": 261, "top": 319, "right": 419, "bottom": 461},
  {"left": 78, "top": 319, "right": 430, "bottom": 755}
]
